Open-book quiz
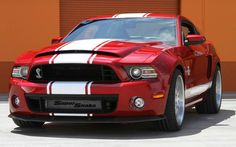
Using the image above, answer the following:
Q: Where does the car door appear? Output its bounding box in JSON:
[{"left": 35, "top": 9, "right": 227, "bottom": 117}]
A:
[{"left": 181, "top": 20, "right": 209, "bottom": 90}]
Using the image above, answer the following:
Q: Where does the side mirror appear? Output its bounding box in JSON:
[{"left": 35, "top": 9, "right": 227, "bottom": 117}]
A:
[
  {"left": 51, "top": 37, "right": 63, "bottom": 44},
  {"left": 185, "top": 34, "right": 206, "bottom": 45}
]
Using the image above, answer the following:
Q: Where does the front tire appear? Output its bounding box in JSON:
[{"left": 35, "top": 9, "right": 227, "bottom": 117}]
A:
[
  {"left": 158, "top": 69, "right": 185, "bottom": 131},
  {"left": 12, "top": 118, "right": 44, "bottom": 128},
  {"left": 196, "top": 66, "right": 222, "bottom": 114}
]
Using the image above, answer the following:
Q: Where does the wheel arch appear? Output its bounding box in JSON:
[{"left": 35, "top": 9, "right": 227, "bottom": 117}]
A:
[
  {"left": 210, "top": 56, "right": 221, "bottom": 81},
  {"left": 217, "top": 62, "right": 221, "bottom": 69},
  {"left": 176, "top": 65, "right": 184, "bottom": 78},
  {"left": 168, "top": 62, "right": 186, "bottom": 86}
]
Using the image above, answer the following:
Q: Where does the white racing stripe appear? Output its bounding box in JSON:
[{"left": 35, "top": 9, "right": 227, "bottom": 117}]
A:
[
  {"left": 87, "top": 81, "right": 93, "bottom": 95},
  {"left": 49, "top": 54, "right": 57, "bottom": 64},
  {"left": 49, "top": 39, "right": 111, "bottom": 64},
  {"left": 46, "top": 81, "right": 53, "bottom": 94},
  {"left": 49, "top": 81, "right": 88, "bottom": 95},
  {"left": 88, "top": 53, "right": 97, "bottom": 64},
  {"left": 53, "top": 113, "right": 91, "bottom": 117},
  {"left": 53, "top": 53, "right": 92, "bottom": 64},
  {"left": 55, "top": 42, "right": 70, "bottom": 51},
  {"left": 112, "top": 13, "right": 150, "bottom": 18},
  {"left": 46, "top": 40, "right": 110, "bottom": 95},
  {"left": 49, "top": 113, "right": 93, "bottom": 117},
  {"left": 93, "top": 40, "right": 113, "bottom": 51},
  {"left": 58, "top": 39, "right": 110, "bottom": 51}
]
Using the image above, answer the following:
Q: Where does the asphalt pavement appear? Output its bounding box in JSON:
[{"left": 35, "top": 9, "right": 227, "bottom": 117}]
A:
[{"left": 0, "top": 94, "right": 236, "bottom": 147}]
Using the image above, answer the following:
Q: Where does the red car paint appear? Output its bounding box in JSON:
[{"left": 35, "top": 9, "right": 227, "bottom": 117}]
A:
[{"left": 8, "top": 13, "right": 220, "bottom": 122}]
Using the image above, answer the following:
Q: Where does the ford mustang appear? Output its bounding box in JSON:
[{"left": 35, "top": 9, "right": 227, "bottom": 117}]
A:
[{"left": 8, "top": 13, "right": 222, "bottom": 131}]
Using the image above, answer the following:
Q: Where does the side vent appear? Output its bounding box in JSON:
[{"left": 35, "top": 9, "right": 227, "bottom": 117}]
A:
[{"left": 207, "top": 56, "right": 212, "bottom": 79}]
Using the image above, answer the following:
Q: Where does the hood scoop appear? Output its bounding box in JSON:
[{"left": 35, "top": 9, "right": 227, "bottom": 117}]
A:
[
  {"left": 34, "top": 39, "right": 162, "bottom": 58},
  {"left": 35, "top": 50, "right": 120, "bottom": 58}
]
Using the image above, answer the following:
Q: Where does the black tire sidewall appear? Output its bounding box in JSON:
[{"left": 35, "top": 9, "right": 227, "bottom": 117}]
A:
[{"left": 164, "top": 69, "right": 185, "bottom": 130}]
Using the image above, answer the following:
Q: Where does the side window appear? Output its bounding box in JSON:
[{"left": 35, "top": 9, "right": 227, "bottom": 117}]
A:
[
  {"left": 181, "top": 20, "right": 199, "bottom": 44},
  {"left": 181, "top": 25, "right": 190, "bottom": 38}
]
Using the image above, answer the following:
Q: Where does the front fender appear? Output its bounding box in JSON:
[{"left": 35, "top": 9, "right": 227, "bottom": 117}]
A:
[
  {"left": 153, "top": 51, "right": 186, "bottom": 110},
  {"left": 154, "top": 51, "right": 186, "bottom": 86}
]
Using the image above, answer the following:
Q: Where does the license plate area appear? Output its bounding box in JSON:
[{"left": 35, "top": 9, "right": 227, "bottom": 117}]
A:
[
  {"left": 25, "top": 94, "right": 118, "bottom": 114},
  {"left": 46, "top": 100, "right": 102, "bottom": 110}
]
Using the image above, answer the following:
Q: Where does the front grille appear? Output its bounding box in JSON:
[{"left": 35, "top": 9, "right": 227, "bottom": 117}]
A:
[
  {"left": 25, "top": 94, "right": 118, "bottom": 114},
  {"left": 29, "top": 64, "right": 120, "bottom": 83}
]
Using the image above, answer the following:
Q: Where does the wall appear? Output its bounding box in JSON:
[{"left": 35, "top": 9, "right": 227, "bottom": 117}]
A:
[
  {"left": 181, "top": 0, "right": 236, "bottom": 91},
  {"left": 60, "top": 0, "right": 179, "bottom": 36},
  {"left": 0, "top": 0, "right": 235, "bottom": 92},
  {"left": 0, "top": 0, "right": 60, "bottom": 92}
]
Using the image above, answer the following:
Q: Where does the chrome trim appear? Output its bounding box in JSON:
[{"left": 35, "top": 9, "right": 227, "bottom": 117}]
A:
[{"left": 185, "top": 81, "right": 212, "bottom": 99}]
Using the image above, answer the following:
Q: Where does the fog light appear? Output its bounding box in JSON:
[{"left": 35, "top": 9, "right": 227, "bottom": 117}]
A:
[
  {"left": 134, "top": 97, "right": 145, "bottom": 108},
  {"left": 130, "top": 96, "right": 145, "bottom": 110},
  {"left": 12, "top": 96, "right": 20, "bottom": 107}
]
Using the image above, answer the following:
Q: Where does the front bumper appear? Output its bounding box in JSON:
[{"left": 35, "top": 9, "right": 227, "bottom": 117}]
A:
[
  {"left": 9, "top": 78, "right": 168, "bottom": 120},
  {"left": 9, "top": 113, "right": 164, "bottom": 123}
]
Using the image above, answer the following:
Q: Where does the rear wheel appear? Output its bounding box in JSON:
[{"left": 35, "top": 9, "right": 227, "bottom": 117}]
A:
[
  {"left": 157, "top": 69, "right": 185, "bottom": 131},
  {"left": 196, "top": 66, "right": 222, "bottom": 114},
  {"left": 12, "top": 118, "right": 44, "bottom": 128}
]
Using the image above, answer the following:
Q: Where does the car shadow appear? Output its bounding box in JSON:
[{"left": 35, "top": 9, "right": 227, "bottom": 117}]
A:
[{"left": 11, "top": 109, "right": 235, "bottom": 140}]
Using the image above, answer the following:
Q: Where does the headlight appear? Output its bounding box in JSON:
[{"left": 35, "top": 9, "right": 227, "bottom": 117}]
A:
[
  {"left": 126, "top": 66, "right": 158, "bottom": 80},
  {"left": 130, "top": 67, "right": 142, "bottom": 79},
  {"left": 12, "top": 66, "right": 29, "bottom": 79}
]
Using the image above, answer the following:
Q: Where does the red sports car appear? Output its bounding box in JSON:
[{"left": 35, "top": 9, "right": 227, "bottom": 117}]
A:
[{"left": 9, "top": 13, "right": 222, "bottom": 131}]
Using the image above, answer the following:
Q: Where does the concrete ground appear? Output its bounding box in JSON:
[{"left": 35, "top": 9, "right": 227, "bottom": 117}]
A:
[{"left": 0, "top": 94, "right": 236, "bottom": 147}]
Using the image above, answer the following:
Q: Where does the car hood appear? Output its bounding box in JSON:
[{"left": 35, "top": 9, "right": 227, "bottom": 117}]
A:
[{"left": 16, "top": 39, "right": 174, "bottom": 64}]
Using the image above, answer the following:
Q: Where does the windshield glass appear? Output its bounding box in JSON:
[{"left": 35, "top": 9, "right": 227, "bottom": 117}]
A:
[{"left": 63, "top": 18, "right": 177, "bottom": 45}]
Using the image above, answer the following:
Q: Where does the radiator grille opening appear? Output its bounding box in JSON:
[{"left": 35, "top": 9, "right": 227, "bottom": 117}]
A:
[{"left": 29, "top": 64, "right": 120, "bottom": 83}]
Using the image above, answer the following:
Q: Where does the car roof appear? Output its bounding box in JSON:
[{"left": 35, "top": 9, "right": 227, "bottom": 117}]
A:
[{"left": 85, "top": 13, "right": 179, "bottom": 21}]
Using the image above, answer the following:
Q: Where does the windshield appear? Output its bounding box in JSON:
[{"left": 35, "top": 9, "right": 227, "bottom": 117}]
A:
[{"left": 63, "top": 18, "right": 177, "bottom": 45}]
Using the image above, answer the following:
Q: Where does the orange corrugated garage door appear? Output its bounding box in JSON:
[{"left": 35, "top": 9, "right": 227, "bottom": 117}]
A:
[{"left": 60, "top": 0, "right": 179, "bottom": 36}]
